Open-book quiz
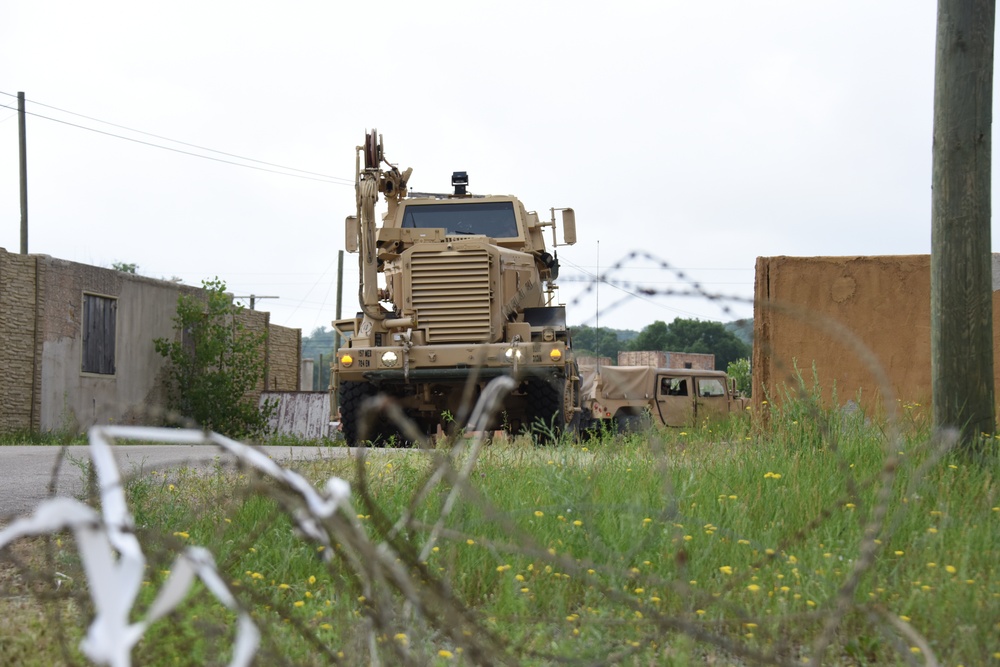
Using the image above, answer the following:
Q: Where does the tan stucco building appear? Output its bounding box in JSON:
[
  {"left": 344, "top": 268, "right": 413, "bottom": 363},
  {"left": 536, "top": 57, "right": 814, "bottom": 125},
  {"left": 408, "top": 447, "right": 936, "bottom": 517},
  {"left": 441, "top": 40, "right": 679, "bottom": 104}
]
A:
[{"left": 0, "top": 248, "right": 300, "bottom": 434}]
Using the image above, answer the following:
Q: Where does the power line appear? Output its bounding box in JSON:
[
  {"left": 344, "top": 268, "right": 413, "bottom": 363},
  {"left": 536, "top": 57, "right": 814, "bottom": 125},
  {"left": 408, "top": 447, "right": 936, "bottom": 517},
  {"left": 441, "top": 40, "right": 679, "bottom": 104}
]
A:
[{"left": 0, "top": 94, "right": 354, "bottom": 186}]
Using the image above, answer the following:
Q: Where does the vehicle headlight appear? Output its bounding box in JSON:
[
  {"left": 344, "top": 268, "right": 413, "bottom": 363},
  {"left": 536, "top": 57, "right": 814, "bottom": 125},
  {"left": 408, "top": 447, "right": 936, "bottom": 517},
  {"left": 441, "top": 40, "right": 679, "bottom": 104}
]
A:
[
  {"left": 340, "top": 353, "right": 353, "bottom": 368},
  {"left": 504, "top": 347, "right": 522, "bottom": 362},
  {"left": 549, "top": 348, "right": 562, "bottom": 362},
  {"left": 381, "top": 351, "right": 399, "bottom": 367}
]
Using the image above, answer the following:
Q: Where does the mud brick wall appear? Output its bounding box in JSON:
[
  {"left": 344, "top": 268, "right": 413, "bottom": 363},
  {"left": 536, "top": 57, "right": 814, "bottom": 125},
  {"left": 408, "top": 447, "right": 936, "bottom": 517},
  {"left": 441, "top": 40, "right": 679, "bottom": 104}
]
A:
[
  {"left": 0, "top": 249, "right": 39, "bottom": 431},
  {"left": 267, "top": 324, "right": 301, "bottom": 392},
  {"left": 753, "top": 254, "right": 1000, "bottom": 414}
]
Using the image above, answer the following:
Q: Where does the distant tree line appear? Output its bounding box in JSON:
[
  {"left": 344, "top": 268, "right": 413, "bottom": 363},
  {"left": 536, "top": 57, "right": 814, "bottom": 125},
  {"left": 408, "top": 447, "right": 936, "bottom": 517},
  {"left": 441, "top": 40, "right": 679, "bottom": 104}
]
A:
[{"left": 571, "top": 317, "right": 752, "bottom": 371}]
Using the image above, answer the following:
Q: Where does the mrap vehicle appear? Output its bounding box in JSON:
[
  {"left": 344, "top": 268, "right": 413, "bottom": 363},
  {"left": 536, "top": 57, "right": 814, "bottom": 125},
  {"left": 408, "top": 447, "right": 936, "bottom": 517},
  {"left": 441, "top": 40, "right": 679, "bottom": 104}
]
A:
[{"left": 332, "top": 131, "right": 579, "bottom": 445}]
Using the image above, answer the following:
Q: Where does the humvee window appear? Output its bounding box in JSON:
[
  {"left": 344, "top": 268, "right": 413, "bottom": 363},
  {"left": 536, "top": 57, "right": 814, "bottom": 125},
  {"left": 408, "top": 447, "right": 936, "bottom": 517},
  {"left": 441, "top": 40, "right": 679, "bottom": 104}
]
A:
[
  {"left": 698, "top": 378, "right": 726, "bottom": 397},
  {"left": 661, "top": 378, "right": 688, "bottom": 396},
  {"left": 402, "top": 201, "right": 519, "bottom": 238}
]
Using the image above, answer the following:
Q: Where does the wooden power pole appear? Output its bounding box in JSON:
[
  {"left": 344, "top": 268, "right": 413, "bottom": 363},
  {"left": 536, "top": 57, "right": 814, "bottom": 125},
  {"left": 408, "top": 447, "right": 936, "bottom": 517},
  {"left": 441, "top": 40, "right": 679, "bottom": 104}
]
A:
[
  {"left": 18, "top": 92, "right": 28, "bottom": 254},
  {"left": 930, "top": 0, "right": 996, "bottom": 443}
]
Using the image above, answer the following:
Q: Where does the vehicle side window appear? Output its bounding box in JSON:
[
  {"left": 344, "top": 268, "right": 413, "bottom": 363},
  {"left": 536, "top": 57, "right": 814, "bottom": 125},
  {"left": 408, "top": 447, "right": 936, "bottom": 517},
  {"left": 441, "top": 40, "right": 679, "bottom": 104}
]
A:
[
  {"left": 698, "top": 378, "right": 726, "bottom": 397},
  {"left": 660, "top": 377, "right": 688, "bottom": 397}
]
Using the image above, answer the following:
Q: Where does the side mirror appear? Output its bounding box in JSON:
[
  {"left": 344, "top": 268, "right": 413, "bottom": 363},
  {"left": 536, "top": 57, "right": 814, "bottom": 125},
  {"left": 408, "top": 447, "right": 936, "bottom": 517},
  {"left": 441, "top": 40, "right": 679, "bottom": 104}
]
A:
[
  {"left": 345, "top": 216, "right": 359, "bottom": 253},
  {"left": 561, "top": 208, "right": 577, "bottom": 246}
]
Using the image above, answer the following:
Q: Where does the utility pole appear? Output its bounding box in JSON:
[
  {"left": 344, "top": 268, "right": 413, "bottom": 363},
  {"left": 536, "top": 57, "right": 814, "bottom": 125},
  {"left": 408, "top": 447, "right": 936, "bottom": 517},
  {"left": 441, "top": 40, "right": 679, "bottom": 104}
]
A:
[
  {"left": 18, "top": 92, "right": 27, "bottom": 254},
  {"left": 930, "top": 0, "right": 996, "bottom": 444},
  {"left": 233, "top": 295, "right": 279, "bottom": 310}
]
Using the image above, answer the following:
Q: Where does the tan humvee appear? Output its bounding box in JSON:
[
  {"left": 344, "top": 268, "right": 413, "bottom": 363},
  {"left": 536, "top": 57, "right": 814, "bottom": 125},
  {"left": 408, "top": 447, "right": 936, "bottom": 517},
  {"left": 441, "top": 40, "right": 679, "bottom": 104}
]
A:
[{"left": 579, "top": 365, "right": 748, "bottom": 432}]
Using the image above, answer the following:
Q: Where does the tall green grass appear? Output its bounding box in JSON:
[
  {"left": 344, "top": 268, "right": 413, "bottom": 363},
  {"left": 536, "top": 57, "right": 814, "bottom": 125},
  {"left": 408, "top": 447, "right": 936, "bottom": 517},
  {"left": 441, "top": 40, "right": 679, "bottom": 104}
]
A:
[{"left": 2, "top": 401, "right": 998, "bottom": 665}]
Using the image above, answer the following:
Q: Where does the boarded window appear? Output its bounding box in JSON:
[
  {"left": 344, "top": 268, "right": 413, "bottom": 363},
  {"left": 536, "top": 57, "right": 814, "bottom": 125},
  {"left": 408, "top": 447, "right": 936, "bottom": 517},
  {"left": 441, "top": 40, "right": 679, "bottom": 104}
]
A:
[{"left": 82, "top": 294, "right": 117, "bottom": 375}]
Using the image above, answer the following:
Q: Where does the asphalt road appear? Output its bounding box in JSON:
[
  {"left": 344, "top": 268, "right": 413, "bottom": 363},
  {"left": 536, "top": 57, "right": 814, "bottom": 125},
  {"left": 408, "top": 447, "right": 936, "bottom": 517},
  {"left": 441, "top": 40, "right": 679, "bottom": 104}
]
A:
[{"left": 0, "top": 444, "right": 357, "bottom": 519}]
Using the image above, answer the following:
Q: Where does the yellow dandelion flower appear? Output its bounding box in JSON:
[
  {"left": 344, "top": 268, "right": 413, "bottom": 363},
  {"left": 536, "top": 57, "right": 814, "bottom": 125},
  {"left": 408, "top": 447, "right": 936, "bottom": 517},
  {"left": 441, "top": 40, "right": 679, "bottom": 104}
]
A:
[
  {"left": 168, "top": 484, "right": 175, "bottom": 492},
  {"left": 439, "top": 649, "right": 454, "bottom": 658},
  {"left": 806, "top": 600, "right": 816, "bottom": 607},
  {"left": 308, "top": 575, "right": 316, "bottom": 585},
  {"left": 293, "top": 601, "right": 305, "bottom": 608},
  {"left": 747, "top": 584, "right": 761, "bottom": 592},
  {"left": 520, "top": 587, "right": 530, "bottom": 593},
  {"left": 394, "top": 633, "right": 408, "bottom": 643},
  {"left": 320, "top": 623, "right": 332, "bottom": 630},
  {"left": 466, "top": 539, "right": 475, "bottom": 545},
  {"left": 534, "top": 510, "right": 544, "bottom": 517},
  {"left": 695, "top": 609, "right": 706, "bottom": 616},
  {"left": 684, "top": 535, "right": 693, "bottom": 541},
  {"left": 278, "top": 583, "right": 290, "bottom": 590},
  {"left": 634, "top": 588, "right": 645, "bottom": 594},
  {"left": 945, "top": 565, "right": 957, "bottom": 574},
  {"left": 894, "top": 550, "right": 904, "bottom": 556},
  {"left": 573, "top": 520, "right": 583, "bottom": 526},
  {"left": 719, "top": 566, "right": 733, "bottom": 575}
]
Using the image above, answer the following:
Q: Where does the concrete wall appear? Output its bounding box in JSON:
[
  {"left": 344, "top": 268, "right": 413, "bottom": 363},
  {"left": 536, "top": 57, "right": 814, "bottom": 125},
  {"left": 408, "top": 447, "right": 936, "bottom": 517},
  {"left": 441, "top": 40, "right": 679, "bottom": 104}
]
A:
[
  {"left": 0, "top": 248, "right": 301, "bottom": 434},
  {"left": 0, "top": 250, "right": 39, "bottom": 431},
  {"left": 752, "top": 254, "right": 1000, "bottom": 413},
  {"left": 38, "top": 259, "right": 203, "bottom": 431},
  {"left": 268, "top": 323, "right": 302, "bottom": 392}
]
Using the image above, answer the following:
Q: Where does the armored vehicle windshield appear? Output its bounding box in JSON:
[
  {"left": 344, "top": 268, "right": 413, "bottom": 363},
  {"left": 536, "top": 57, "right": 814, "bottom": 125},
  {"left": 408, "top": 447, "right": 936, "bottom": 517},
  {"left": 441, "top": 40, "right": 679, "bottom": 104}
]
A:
[{"left": 401, "top": 201, "right": 519, "bottom": 238}]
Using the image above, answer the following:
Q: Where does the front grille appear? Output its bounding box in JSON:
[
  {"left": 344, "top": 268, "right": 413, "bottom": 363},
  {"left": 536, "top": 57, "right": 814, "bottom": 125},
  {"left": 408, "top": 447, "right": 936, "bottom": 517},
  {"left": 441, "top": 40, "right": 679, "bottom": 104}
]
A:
[{"left": 410, "top": 249, "right": 492, "bottom": 343}]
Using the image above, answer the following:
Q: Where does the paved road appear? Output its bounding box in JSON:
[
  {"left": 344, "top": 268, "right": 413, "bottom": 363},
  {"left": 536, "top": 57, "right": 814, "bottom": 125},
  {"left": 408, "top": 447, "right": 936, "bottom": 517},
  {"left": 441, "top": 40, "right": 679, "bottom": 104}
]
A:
[{"left": 0, "top": 444, "right": 357, "bottom": 519}]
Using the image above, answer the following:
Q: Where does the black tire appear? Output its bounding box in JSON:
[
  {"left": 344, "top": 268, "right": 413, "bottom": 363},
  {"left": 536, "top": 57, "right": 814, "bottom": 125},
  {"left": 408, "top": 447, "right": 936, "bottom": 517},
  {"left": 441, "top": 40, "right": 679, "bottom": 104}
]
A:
[
  {"left": 615, "top": 410, "right": 652, "bottom": 435},
  {"left": 525, "top": 374, "right": 579, "bottom": 444},
  {"left": 339, "top": 381, "right": 376, "bottom": 447},
  {"left": 340, "top": 381, "right": 413, "bottom": 447}
]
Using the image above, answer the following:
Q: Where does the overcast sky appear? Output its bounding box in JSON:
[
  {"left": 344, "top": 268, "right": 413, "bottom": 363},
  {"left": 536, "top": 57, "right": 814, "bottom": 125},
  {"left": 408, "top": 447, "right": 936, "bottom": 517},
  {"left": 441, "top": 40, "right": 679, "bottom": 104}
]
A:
[{"left": 1, "top": 1, "right": 946, "bottom": 336}]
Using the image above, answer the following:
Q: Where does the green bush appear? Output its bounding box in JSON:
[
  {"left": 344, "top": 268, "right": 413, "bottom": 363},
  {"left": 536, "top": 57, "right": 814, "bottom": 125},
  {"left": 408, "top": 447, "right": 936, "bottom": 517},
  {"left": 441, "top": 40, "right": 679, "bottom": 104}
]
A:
[
  {"left": 727, "top": 357, "right": 751, "bottom": 396},
  {"left": 154, "top": 278, "right": 274, "bottom": 439}
]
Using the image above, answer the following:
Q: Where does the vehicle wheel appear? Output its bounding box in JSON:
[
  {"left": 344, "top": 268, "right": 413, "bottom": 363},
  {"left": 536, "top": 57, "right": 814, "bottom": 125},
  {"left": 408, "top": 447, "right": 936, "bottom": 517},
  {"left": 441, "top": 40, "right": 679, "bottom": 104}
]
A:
[
  {"left": 615, "top": 411, "right": 652, "bottom": 435},
  {"left": 339, "top": 381, "right": 376, "bottom": 446},
  {"left": 525, "top": 374, "right": 578, "bottom": 444},
  {"left": 340, "top": 381, "right": 412, "bottom": 447}
]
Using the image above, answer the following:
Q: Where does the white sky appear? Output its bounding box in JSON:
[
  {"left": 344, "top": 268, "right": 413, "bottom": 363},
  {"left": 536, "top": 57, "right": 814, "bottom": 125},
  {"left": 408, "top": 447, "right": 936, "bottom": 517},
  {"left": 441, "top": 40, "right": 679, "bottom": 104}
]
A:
[{"left": 1, "top": 1, "right": 945, "bottom": 336}]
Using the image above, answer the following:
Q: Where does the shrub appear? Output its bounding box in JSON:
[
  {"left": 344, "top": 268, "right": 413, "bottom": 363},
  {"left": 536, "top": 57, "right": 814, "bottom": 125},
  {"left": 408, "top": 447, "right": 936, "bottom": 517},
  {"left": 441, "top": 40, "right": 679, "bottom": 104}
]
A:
[{"left": 154, "top": 278, "right": 274, "bottom": 439}]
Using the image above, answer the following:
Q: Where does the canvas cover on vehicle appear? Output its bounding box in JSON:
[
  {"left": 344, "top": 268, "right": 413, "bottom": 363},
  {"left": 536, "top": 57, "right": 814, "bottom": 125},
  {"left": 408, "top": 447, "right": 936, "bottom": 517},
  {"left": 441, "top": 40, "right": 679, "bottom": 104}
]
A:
[{"left": 580, "top": 365, "right": 655, "bottom": 400}]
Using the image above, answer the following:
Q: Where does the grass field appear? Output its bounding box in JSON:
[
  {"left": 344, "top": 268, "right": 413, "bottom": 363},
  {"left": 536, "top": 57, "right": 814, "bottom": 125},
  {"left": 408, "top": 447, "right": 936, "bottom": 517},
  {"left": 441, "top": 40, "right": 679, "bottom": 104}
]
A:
[{"left": 1, "top": 399, "right": 998, "bottom": 666}]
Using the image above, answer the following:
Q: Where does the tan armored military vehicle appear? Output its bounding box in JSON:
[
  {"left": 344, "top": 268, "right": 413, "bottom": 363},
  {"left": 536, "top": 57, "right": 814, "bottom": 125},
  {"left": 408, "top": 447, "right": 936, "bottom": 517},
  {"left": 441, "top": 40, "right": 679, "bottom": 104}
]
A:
[
  {"left": 579, "top": 365, "right": 748, "bottom": 432},
  {"left": 332, "top": 131, "right": 579, "bottom": 445}
]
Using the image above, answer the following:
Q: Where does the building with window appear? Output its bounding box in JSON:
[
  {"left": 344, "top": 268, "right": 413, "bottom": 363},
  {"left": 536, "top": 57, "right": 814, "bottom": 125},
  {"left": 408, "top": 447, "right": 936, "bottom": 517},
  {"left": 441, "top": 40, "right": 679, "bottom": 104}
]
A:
[{"left": 0, "top": 248, "right": 300, "bottom": 434}]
